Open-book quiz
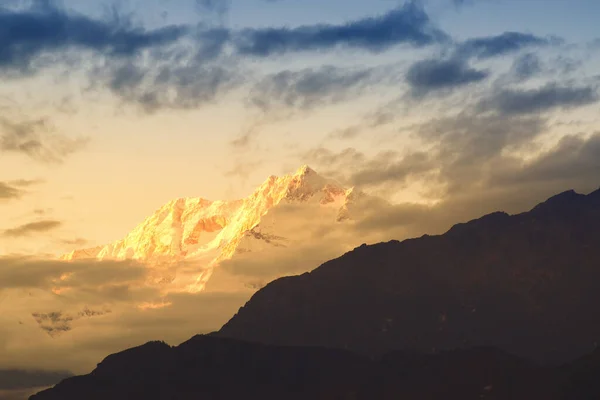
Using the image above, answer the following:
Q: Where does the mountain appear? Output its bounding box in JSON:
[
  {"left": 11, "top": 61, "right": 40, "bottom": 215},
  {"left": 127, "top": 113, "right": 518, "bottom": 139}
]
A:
[
  {"left": 29, "top": 334, "right": 600, "bottom": 400},
  {"left": 62, "top": 165, "right": 368, "bottom": 293},
  {"left": 217, "top": 188, "right": 600, "bottom": 364}
]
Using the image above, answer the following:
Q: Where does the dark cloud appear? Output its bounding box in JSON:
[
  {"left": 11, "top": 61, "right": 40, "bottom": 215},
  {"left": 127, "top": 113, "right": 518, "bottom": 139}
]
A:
[
  {"left": 0, "top": 117, "right": 87, "bottom": 162},
  {"left": 478, "top": 83, "right": 598, "bottom": 116},
  {"left": 406, "top": 58, "right": 489, "bottom": 95},
  {"left": 234, "top": 2, "right": 448, "bottom": 57},
  {"left": 0, "top": 369, "right": 72, "bottom": 391},
  {"left": 31, "top": 311, "right": 74, "bottom": 336},
  {"left": 31, "top": 308, "right": 111, "bottom": 337},
  {"left": 250, "top": 66, "right": 377, "bottom": 111},
  {"left": 3, "top": 220, "right": 62, "bottom": 237},
  {"left": 456, "top": 31, "right": 554, "bottom": 60},
  {"left": 0, "top": 2, "right": 188, "bottom": 72},
  {"left": 510, "top": 52, "right": 542, "bottom": 81}
]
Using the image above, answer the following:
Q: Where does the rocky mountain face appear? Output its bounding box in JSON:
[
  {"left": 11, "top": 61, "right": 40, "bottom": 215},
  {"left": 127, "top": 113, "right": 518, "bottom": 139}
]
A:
[
  {"left": 29, "top": 334, "right": 600, "bottom": 400},
  {"left": 62, "top": 166, "right": 364, "bottom": 293},
  {"left": 217, "top": 188, "right": 600, "bottom": 364}
]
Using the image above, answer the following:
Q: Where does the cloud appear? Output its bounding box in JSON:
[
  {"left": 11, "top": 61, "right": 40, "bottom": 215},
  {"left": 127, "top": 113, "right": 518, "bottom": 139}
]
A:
[
  {"left": 510, "top": 52, "right": 543, "bottom": 81},
  {"left": 3, "top": 220, "right": 62, "bottom": 237},
  {"left": 102, "top": 59, "right": 241, "bottom": 112},
  {"left": 249, "top": 66, "right": 378, "bottom": 112},
  {"left": 0, "top": 369, "right": 72, "bottom": 391},
  {"left": 0, "top": 117, "right": 87, "bottom": 163},
  {"left": 491, "top": 132, "right": 600, "bottom": 189},
  {"left": 456, "top": 31, "right": 555, "bottom": 60},
  {"left": 0, "top": 182, "right": 24, "bottom": 200},
  {"left": 301, "top": 147, "right": 367, "bottom": 178},
  {"left": 0, "top": 2, "right": 188, "bottom": 73},
  {"left": 342, "top": 133, "right": 600, "bottom": 243},
  {"left": 478, "top": 83, "right": 599, "bottom": 116},
  {"left": 350, "top": 151, "right": 433, "bottom": 187},
  {"left": 0, "top": 255, "right": 251, "bottom": 375},
  {"left": 0, "top": 3, "right": 239, "bottom": 113},
  {"left": 405, "top": 58, "right": 489, "bottom": 95},
  {"left": 0, "top": 179, "right": 43, "bottom": 201},
  {"left": 0, "top": 256, "right": 149, "bottom": 297},
  {"left": 234, "top": 2, "right": 448, "bottom": 57},
  {"left": 304, "top": 111, "right": 548, "bottom": 198}
]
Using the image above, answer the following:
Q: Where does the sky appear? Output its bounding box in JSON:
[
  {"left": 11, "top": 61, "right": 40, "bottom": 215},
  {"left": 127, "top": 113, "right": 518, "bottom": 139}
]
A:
[
  {"left": 0, "top": 0, "right": 598, "bottom": 255},
  {"left": 0, "top": 0, "right": 599, "bottom": 393}
]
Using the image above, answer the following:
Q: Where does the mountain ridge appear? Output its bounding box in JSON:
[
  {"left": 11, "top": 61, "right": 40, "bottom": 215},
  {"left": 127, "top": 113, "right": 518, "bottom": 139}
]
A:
[
  {"left": 217, "top": 187, "right": 600, "bottom": 364},
  {"left": 28, "top": 334, "right": 600, "bottom": 400}
]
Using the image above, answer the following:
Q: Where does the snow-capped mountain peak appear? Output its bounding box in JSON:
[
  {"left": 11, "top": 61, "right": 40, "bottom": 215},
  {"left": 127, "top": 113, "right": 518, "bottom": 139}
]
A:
[{"left": 61, "top": 166, "right": 363, "bottom": 293}]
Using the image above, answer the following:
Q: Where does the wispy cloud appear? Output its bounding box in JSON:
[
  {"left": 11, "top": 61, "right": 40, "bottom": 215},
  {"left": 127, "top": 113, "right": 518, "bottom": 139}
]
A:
[
  {"left": 0, "top": 117, "right": 87, "bottom": 163},
  {"left": 0, "top": 182, "right": 24, "bottom": 200},
  {"left": 456, "top": 31, "right": 556, "bottom": 60},
  {"left": 3, "top": 220, "right": 62, "bottom": 237},
  {"left": 102, "top": 60, "right": 241, "bottom": 112},
  {"left": 477, "top": 83, "right": 598, "bottom": 116},
  {"left": 249, "top": 66, "right": 378, "bottom": 112},
  {"left": 510, "top": 52, "right": 543, "bottom": 81},
  {"left": 0, "top": 179, "right": 44, "bottom": 200}
]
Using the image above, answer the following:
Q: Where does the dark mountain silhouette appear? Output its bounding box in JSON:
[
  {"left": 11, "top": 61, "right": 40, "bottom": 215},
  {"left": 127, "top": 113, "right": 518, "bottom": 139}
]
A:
[
  {"left": 30, "top": 334, "right": 600, "bottom": 400},
  {"left": 217, "top": 188, "right": 600, "bottom": 364},
  {"left": 31, "top": 188, "right": 600, "bottom": 399}
]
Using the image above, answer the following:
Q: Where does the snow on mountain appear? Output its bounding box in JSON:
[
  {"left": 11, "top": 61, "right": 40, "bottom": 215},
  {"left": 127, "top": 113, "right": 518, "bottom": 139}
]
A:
[{"left": 62, "top": 166, "right": 365, "bottom": 293}]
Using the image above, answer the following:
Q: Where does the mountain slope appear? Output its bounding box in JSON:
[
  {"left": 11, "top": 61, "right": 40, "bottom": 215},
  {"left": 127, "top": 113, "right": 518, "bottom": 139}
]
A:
[
  {"left": 217, "top": 188, "right": 600, "bottom": 364},
  {"left": 62, "top": 166, "right": 366, "bottom": 293},
  {"left": 31, "top": 335, "right": 571, "bottom": 400}
]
